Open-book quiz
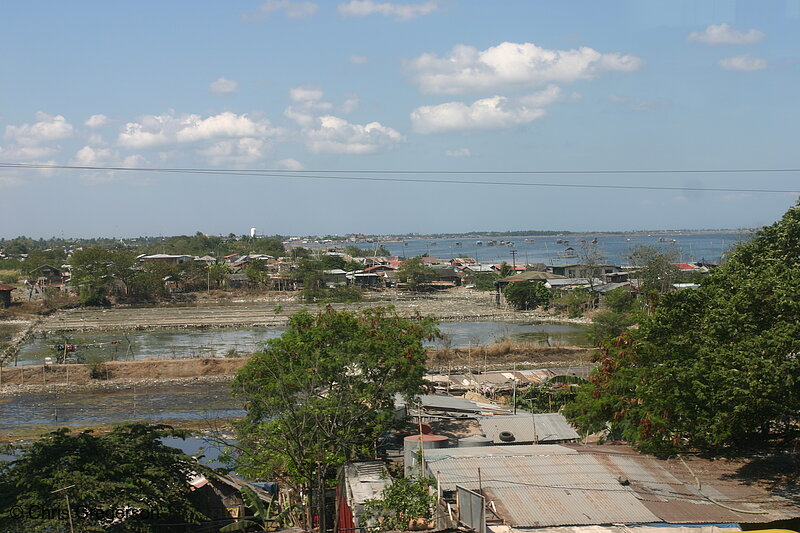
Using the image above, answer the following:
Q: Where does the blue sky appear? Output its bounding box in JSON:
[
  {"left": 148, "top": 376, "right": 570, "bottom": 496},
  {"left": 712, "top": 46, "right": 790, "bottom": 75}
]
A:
[{"left": 1, "top": 0, "right": 798, "bottom": 238}]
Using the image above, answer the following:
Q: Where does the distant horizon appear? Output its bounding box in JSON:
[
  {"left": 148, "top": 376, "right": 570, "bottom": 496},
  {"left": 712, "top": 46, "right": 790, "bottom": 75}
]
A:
[{"left": 1, "top": 227, "right": 756, "bottom": 243}]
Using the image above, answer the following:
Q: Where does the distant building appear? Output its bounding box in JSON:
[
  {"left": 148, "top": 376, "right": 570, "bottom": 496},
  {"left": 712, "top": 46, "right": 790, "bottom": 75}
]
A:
[{"left": 140, "top": 254, "right": 192, "bottom": 266}]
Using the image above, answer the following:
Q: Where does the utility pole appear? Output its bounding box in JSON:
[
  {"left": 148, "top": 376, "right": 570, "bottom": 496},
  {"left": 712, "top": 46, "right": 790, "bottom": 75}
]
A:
[
  {"left": 509, "top": 250, "right": 517, "bottom": 268},
  {"left": 52, "top": 484, "right": 76, "bottom": 533}
]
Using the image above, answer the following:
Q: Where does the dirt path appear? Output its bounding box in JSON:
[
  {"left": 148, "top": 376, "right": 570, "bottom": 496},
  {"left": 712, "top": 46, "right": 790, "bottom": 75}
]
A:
[{"left": 36, "top": 288, "right": 587, "bottom": 332}]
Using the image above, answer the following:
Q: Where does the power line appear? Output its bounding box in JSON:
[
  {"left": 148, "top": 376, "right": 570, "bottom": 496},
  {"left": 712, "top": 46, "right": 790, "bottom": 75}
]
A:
[{"left": 1, "top": 161, "right": 798, "bottom": 194}]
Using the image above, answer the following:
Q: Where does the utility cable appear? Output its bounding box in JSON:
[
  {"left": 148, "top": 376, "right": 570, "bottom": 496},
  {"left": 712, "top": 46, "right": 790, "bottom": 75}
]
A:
[{"left": 0, "top": 162, "right": 798, "bottom": 194}]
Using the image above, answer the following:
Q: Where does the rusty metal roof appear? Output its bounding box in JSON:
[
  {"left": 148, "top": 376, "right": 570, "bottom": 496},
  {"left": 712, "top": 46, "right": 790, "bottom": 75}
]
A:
[
  {"left": 427, "top": 452, "right": 659, "bottom": 527},
  {"left": 424, "top": 445, "right": 783, "bottom": 527},
  {"left": 479, "top": 413, "right": 580, "bottom": 444}
]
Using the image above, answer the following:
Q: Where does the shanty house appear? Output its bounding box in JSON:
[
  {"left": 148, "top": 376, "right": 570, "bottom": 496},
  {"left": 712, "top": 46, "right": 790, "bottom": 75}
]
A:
[{"left": 0, "top": 284, "right": 14, "bottom": 308}]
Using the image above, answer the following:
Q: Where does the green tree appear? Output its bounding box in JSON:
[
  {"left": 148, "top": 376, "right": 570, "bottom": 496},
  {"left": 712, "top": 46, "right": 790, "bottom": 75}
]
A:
[
  {"left": 396, "top": 257, "right": 436, "bottom": 291},
  {"left": 244, "top": 259, "right": 271, "bottom": 288},
  {"left": 319, "top": 255, "right": 346, "bottom": 270},
  {"left": 628, "top": 245, "right": 680, "bottom": 303},
  {"left": 0, "top": 424, "right": 208, "bottom": 532},
  {"left": 362, "top": 477, "right": 437, "bottom": 533},
  {"left": 587, "top": 311, "right": 634, "bottom": 346},
  {"left": 470, "top": 271, "right": 500, "bottom": 291},
  {"left": 566, "top": 201, "right": 800, "bottom": 453},
  {"left": 603, "top": 286, "right": 636, "bottom": 313},
  {"left": 503, "top": 281, "right": 550, "bottom": 310},
  {"left": 231, "top": 307, "right": 437, "bottom": 530},
  {"left": 497, "top": 261, "right": 514, "bottom": 277},
  {"left": 70, "top": 248, "right": 136, "bottom": 305},
  {"left": 344, "top": 245, "right": 391, "bottom": 258}
]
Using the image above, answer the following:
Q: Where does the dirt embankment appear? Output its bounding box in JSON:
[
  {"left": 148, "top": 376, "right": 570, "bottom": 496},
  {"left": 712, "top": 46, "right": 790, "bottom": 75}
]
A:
[
  {"left": 35, "top": 288, "right": 588, "bottom": 333},
  {"left": 0, "top": 341, "right": 594, "bottom": 395},
  {"left": 0, "top": 357, "right": 248, "bottom": 393}
]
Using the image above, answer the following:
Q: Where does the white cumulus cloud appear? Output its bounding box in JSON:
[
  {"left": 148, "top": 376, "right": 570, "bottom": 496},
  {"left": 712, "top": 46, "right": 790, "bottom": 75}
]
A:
[
  {"left": 200, "top": 138, "right": 269, "bottom": 166},
  {"left": 349, "top": 55, "right": 368, "bottom": 64},
  {"left": 275, "top": 158, "right": 304, "bottom": 170},
  {"left": 5, "top": 112, "right": 75, "bottom": 146},
  {"left": 718, "top": 55, "right": 767, "bottom": 71},
  {"left": 289, "top": 86, "right": 325, "bottom": 102},
  {"left": 411, "top": 96, "right": 547, "bottom": 133},
  {"left": 445, "top": 148, "right": 470, "bottom": 157},
  {"left": 210, "top": 77, "right": 239, "bottom": 95},
  {"left": 118, "top": 112, "right": 275, "bottom": 149},
  {"left": 306, "top": 115, "right": 404, "bottom": 154},
  {"left": 285, "top": 86, "right": 334, "bottom": 126},
  {"left": 0, "top": 144, "right": 60, "bottom": 161},
  {"left": 72, "top": 145, "right": 115, "bottom": 166},
  {"left": 255, "top": 0, "right": 318, "bottom": 19},
  {"left": 85, "top": 114, "right": 110, "bottom": 128},
  {"left": 688, "top": 23, "right": 765, "bottom": 45},
  {"left": 341, "top": 94, "right": 360, "bottom": 114},
  {"left": 338, "top": 0, "right": 438, "bottom": 21},
  {"left": 408, "top": 42, "right": 643, "bottom": 94}
]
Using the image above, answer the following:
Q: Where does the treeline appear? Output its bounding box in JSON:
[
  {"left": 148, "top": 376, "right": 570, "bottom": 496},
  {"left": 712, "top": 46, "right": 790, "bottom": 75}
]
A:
[
  {"left": 563, "top": 201, "right": 800, "bottom": 453},
  {"left": 0, "top": 233, "right": 286, "bottom": 258}
]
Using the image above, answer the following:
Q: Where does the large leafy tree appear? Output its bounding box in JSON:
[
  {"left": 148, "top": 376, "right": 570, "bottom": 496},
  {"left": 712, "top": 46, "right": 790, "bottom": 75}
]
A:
[
  {"left": 70, "top": 248, "right": 137, "bottom": 305},
  {"left": 231, "top": 306, "right": 437, "bottom": 530},
  {"left": 565, "top": 201, "right": 800, "bottom": 453},
  {"left": 0, "top": 424, "right": 207, "bottom": 533},
  {"left": 396, "top": 257, "right": 436, "bottom": 290},
  {"left": 503, "top": 281, "right": 550, "bottom": 310}
]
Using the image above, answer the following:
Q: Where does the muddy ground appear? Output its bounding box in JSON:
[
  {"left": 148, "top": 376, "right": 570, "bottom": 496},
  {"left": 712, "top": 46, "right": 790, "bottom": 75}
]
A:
[
  {"left": 32, "top": 288, "right": 586, "bottom": 332},
  {"left": 0, "top": 341, "right": 593, "bottom": 394}
]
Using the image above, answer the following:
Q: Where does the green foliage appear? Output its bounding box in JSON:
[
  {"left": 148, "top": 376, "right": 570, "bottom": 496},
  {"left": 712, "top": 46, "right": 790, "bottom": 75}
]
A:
[
  {"left": 19, "top": 249, "right": 68, "bottom": 276},
  {"left": 324, "top": 285, "right": 363, "bottom": 302},
  {"left": 231, "top": 307, "right": 437, "bottom": 529},
  {"left": 603, "top": 286, "right": 637, "bottom": 313},
  {"left": 497, "top": 261, "right": 514, "bottom": 277},
  {"left": 220, "top": 486, "right": 277, "bottom": 532},
  {"left": 517, "top": 375, "right": 587, "bottom": 413},
  {"left": 469, "top": 271, "right": 499, "bottom": 291},
  {"left": 291, "top": 247, "right": 311, "bottom": 259},
  {"left": 0, "top": 424, "right": 207, "bottom": 532},
  {"left": 628, "top": 245, "right": 680, "bottom": 295},
  {"left": 396, "top": 257, "right": 436, "bottom": 291},
  {"left": 552, "top": 289, "right": 592, "bottom": 318},
  {"left": 319, "top": 255, "right": 346, "bottom": 270},
  {"left": 70, "top": 248, "right": 137, "bottom": 305},
  {"left": 344, "top": 245, "right": 391, "bottom": 258},
  {"left": 587, "top": 311, "right": 634, "bottom": 346},
  {"left": 0, "top": 273, "right": 18, "bottom": 284},
  {"left": 362, "top": 477, "right": 437, "bottom": 533},
  {"left": 566, "top": 201, "right": 800, "bottom": 453},
  {"left": 503, "top": 281, "right": 550, "bottom": 310}
]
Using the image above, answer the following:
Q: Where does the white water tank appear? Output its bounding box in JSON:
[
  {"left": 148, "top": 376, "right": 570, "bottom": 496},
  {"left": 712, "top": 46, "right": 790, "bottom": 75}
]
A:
[{"left": 250, "top": 227, "right": 257, "bottom": 238}]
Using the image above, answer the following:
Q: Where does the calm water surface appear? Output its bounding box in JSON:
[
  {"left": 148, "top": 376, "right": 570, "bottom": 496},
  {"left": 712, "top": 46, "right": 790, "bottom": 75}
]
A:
[{"left": 14, "top": 321, "right": 588, "bottom": 365}]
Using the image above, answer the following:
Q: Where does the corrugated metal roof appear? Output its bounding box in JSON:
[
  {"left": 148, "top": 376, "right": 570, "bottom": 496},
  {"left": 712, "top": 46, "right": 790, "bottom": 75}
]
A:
[
  {"left": 427, "top": 452, "right": 658, "bottom": 527},
  {"left": 344, "top": 461, "right": 392, "bottom": 506},
  {"left": 428, "top": 445, "right": 780, "bottom": 527},
  {"left": 397, "top": 393, "right": 512, "bottom": 414},
  {"left": 426, "top": 444, "right": 577, "bottom": 460},
  {"left": 479, "top": 413, "right": 580, "bottom": 444}
]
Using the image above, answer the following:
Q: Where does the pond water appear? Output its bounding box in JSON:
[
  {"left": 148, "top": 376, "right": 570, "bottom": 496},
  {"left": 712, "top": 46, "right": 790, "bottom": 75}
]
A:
[
  {"left": 13, "top": 321, "right": 588, "bottom": 365},
  {"left": 0, "top": 381, "right": 242, "bottom": 431}
]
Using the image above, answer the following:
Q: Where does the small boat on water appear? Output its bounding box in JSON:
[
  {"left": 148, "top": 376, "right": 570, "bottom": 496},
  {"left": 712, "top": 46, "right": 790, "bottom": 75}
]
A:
[{"left": 475, "top": 241, "right": 482, "bottom": 246}]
